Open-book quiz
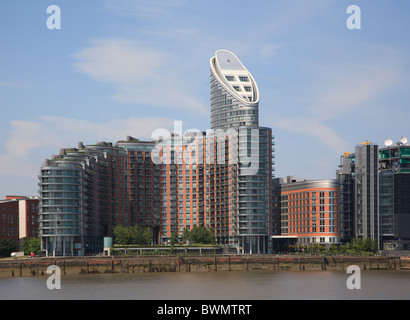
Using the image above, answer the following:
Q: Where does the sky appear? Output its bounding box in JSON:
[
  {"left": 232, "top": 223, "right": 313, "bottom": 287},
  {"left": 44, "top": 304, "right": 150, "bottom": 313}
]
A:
[{"left": 0, "top": 0, "right": 410, "bottom": 198}]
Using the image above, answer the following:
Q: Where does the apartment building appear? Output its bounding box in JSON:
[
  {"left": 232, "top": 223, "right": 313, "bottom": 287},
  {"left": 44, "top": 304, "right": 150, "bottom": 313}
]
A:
[
  {"left": 272, "top": 177, "right": 340, "bottom": 248},
  {"left": 0, "top": 196, "right": 39, "bottom": 247}
]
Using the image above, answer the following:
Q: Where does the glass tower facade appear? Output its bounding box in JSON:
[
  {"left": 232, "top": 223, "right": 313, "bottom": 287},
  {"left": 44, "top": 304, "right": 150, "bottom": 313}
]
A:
[
  {"left": 354, "top": 144, "right": 379, "bottom": 244},
  {"left": 379, "top": 143, "right": 410, "bottom": 250},
  {"left": 209, "top": 50, "right": 274, "bottom": 253},
  {"left": 336, "top": 153, "right": 355, "bottom": 242}
]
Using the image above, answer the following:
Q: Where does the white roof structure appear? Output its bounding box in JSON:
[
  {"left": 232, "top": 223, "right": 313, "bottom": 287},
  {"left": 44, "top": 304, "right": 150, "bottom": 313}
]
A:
[
  {"left": 210, "top": 50, "right": 259, "bottom": 130},
  {"left": 210, "top": 49, "right": 259, "bottom": 104}
]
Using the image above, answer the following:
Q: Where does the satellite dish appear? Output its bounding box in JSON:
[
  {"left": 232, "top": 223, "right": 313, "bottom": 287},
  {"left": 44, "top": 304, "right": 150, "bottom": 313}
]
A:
[
  {"left": 384, "top": 139, "right": 393, "bottom": 147},
  {"left": 400, "top": 137, "right": 408, "bottom": 144}
]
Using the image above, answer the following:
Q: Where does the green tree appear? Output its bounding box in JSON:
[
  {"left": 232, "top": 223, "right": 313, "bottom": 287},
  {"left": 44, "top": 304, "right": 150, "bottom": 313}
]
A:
[
  {"left": 182, "top": 227, "right": 190, "bottom": 242},
  {"left": 339, "top": 244, "right": 348, "bottom": 253},
  {"left": 0, "top": 238, "right": 17, "bottom": 257},
  {"left": 362, "top": 237, "right": 378, "bottom": 253},
  {"left": 113, "top": 225, "right": 131, "bottom": 245},
  {"left": 352, "top": 238, "right": 363, "bottom": 251},
  {"left": 189, "top": 226, "right": 215, "bottom": 244},
  {"left": 131, "top": 225, "right": 143, "bottom": 245},
  {"left": 114, "top": 225, "right": 154, "bottom": 245},
  {"left": 207, "top": 227, "right": 216, "bottom": 245},
  {"left": 142, "top": 227, "right": 153, "bottom": 245},
  {"left": 328, "top": 244, "right": 338, "bottom": 253},
  {"left": 170, "top": 231, "right": 179, "bottom": 245},
  {"left": 22, "top": 237, "right": 41, "bottom": 255}
]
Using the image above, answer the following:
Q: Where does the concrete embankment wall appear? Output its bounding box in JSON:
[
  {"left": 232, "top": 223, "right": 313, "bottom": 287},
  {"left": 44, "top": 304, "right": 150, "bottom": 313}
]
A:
[{"left": 0, "top": 255, "right": 406, "bottom": 278}]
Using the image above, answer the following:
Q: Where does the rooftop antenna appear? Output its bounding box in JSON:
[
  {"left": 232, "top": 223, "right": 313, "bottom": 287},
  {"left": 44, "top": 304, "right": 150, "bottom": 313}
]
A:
[
  {"left": 400, "top": 136, "right": 408, "bottom": 144},
  {"left": 384, "top": 139, "right": 393, "bottom": 147}
]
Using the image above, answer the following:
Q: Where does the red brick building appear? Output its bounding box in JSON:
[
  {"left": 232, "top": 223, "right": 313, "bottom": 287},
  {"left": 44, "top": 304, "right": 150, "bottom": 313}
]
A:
[
  {"left": 0, "top": 196, "right": 39, "bottom": 247},
  {"left": 272, "top": 177, "right": 340, "bottom": 249}
]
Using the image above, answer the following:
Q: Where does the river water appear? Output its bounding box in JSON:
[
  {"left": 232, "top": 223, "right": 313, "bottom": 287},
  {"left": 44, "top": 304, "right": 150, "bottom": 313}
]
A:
[{"left": 1, "top": 270, "right": 410, "bottom": 300}]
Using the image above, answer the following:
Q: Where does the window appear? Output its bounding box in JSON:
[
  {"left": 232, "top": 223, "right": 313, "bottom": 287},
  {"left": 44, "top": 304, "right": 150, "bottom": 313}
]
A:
[
  {"left": 225, "top": 76, "right": 235, "bottom": 81},
  {"left": 239, "top": 76, "right": 249, "bottom": 82},
  {"left": 233, "top": 86, "right": 241, "bottom": 92},
  {"left": 244, "top": 86, "right": 252, "bottom": 92}
]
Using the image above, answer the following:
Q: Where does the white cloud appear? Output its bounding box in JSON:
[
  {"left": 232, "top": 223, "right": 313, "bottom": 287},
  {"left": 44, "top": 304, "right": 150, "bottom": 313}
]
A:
[
  {"left": 310, "top": 59, "right": 401, "bottom": 122},
  {"left": 72, "top": 39, "right": 164, "bottom": 85},
  {"left": 272, "top": 44, "right": 403, "bottom": 156},
  {"left": 274, "top": 116, "right": 349, "bottom": 154},
  {"left": 72, "top": 38, "right": 208, "bottom": 115},
  {"left": 0, "top": 116, "right": 173, "bottom": 178}
]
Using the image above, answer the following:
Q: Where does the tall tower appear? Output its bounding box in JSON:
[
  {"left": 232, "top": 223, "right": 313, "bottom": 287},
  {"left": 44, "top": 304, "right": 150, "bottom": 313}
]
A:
[
  {"left": 336, "top": 152, "right": 355, "bottom": 242},
  {"left": 208, "top": 50, "right": 274, "bottom": 254},
  {"left": 210, "top": 50, "right": 259, "bottom": 130},
  {"left": 379, "top": 138, "right": 410, "bottom": 250},
  {"left": 354, "top": 143, "right": 379, "bottom": 243}
]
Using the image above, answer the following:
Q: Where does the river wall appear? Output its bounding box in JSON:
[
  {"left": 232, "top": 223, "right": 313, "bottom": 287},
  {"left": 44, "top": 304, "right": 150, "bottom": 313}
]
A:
[{"left": 0, "top": 255, "right": 407, "bottom": 278}]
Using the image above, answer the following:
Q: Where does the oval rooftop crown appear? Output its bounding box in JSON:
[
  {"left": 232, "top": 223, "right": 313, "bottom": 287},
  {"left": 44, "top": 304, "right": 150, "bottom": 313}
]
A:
[{"left": 211, "top": 49, "right": 259, "bottom": 104}]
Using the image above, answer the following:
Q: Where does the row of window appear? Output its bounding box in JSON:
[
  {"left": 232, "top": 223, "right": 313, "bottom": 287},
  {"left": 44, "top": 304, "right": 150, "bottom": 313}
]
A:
[
  {"left": 232, "top": 85, "right": 252, "bottom": 92},
  {"left": 281, "top": 191, "right": 337, "bottom": 201},
  {"left": 281, "top": 205, "right": 338, "bottom": 213},
  {"left": 42, "top": 170, "right": 80, "bottom": 176},
  {"left": 211, "top": 109, "right": 258, "bottom": 118},
  {"left": 0, "top": 227, "right": 16, "bottom": 237},
  {"left": 0, "top": 213, "right": 18, "bottom": 224},
  {"left": 297, "top": 237, "right": 339, "bottom": 243},
  {"left": 287, "top": 219, "right": 338, "bottom": 227},
  {"left": 282, "top": 198, "right": 338, "bottom": 206},
  {"left": 225, "top": 75, "right": 249, "bottom": 82},
  {"left": 287, "top": 226, "right": 339, "bottom": 234}
]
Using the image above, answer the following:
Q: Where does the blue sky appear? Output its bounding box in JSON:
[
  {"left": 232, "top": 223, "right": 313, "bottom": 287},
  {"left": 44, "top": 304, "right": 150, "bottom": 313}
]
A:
[{"left": 1, "top": 0, "right": 410, "bottom": 198}]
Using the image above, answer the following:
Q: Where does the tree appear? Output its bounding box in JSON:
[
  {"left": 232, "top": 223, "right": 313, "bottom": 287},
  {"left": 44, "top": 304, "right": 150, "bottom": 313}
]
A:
[
  {"left": 170, "top": 231, "right": 179, "bottom": 245},
  {"left": 352, "top": 238, "right": 363, "bottom": 251},
  {"left": 131, "top": 225, "right": 143, "bottom": 245},
  {"left": 189, "top": 226, "right": 215, "bottom": 244},
  {"left": 142, "top": 227, "right": 153, "bottom": 245},
  {"left": 113, "top": 225, "right": 131, "bottom": 245},
  {"left": 362, "top": 237, "right": 378, "bottom": 253},
  {"left": 114, "top": 225, "right": 153, "bottom": 245},
  {"left": 207, "top": 227, "right": 216, "bottom": 245},
  {"left": 0, "top": 238, "right": 17, "bottom": 257},
  {"left": 182, "top": 227, "right": 190, "bottom": 242},
  {"left": 22, "top": 238, "right": 41, "bottom": 255}
]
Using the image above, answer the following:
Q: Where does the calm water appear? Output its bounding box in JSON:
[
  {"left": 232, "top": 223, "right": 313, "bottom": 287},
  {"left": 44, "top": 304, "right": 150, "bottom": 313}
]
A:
[{"left": 1, "top": 271, "right": 410, "bottom": 300}]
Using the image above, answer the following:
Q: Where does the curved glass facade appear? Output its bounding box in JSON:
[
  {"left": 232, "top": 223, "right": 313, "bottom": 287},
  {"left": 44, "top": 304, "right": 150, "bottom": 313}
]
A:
[{"left": 39, "top": 159, "right": 84, "bottom": 256}]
